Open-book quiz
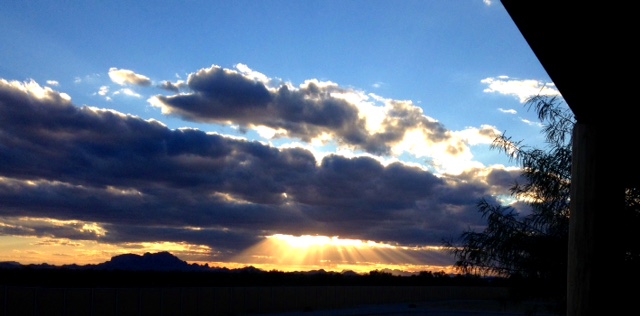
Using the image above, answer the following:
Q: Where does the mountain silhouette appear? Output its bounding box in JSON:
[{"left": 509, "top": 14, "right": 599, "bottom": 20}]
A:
[
  {"left": 95, "top": 251, "right": 206, "bottom": 272},
  {"left": 0, "top": 251, "right": 507, "bottom": 289}
]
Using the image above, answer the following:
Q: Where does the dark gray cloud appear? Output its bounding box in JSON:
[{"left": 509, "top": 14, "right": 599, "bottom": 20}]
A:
[
  {"left": 150, "top": 65, "right": 462, "bottom": 156},
  {"left": 0, "top": 79, "right": 520, "bottom": 262}
]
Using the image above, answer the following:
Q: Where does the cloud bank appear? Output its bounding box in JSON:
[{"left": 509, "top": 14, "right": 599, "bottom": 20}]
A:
[
  {"left": 149, "top": 65, "right": 502, "bottom": 174},
  {"left": 0, "top": 78, "right": 524, "bottom": 266}
]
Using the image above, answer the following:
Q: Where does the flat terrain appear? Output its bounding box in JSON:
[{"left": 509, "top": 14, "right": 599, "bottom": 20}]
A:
[
  {"left": 1, "top": 285, "right": 564, "bottom": 316},
  {"left": 249, "top": 299, "right": 564, "bottom": 316}
]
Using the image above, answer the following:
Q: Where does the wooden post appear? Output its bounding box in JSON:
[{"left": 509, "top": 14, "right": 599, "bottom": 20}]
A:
[
  {"left": 568, "top": 122, "right": 626, "bottom": 315},
  {"left": 568, "top": 122, "right": 595, "bottom": 315}
]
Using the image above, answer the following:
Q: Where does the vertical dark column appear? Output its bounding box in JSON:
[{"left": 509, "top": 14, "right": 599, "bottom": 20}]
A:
[
  {"left": 568, "top": 121, "right": 595, "bottom": 315},
  {"left": 569, "top": 122, "right": 626, "bottom": 315},
  {"left": 594, "top": 122, "right": 626, "bottom": 315}
]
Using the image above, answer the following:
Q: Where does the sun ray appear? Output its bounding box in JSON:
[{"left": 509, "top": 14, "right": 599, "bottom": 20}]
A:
[{"left": 231, "top": 234, "right": 454, "bottom": 274}]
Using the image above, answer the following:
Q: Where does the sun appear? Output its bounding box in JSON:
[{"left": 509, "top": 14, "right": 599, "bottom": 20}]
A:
[{"left": 229, "top": 234, "right": 454, "bottom": 274}]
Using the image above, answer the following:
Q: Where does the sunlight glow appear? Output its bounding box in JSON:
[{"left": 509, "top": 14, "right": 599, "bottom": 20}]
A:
[
  {"left": 231, "top": 234, "right": 454, "bottom": 274},
  {"left": 269, "top": 234, "right": 395, "bottom": 249}
]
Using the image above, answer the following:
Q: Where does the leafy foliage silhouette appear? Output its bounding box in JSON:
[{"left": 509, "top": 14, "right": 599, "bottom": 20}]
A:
[
  {"left": 445, "top": 94, "right": 640, "bottom": 299},
  {"left": 444, "top": 95, "right": 573, "bottom": 298}
]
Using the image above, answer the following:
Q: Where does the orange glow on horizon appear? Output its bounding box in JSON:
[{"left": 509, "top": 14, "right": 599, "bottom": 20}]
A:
[
  {"left": 230, "top": 234, "right": 455, "bottom": 274},
  {"left": 0, "top": 235, "right": 212, "bottom": 266},
  {"left": 0, "top": 234, "right": 456, "bottom": 275}
]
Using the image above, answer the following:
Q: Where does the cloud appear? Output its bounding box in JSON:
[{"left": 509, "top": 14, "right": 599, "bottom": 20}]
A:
[
  {"left": 0, "top": 216, "right": 106, "bottom": 240},
  {"left": 481, "top": 76, "right": 560, "bottom": 103},
  {"left": 521, "top": 118, "right": 543, "bottom": 127},
  {"left": 94, "top": 86, "right": 112, "bottom": 101},
  {"left": 498, "top": 108, "right": 517, "bottom": 115},
  {"left": 34, "top": 238, "right": 84, "bottom": 247},
  {"left": 454, "top": 125, "right": 500, "bottom": 146},
  {"left": 158, "top": 80, "right": 187, "bottom": 93},
  {"left": 97, "top": 86, "right": 109, "bottom": 96},
  {"left": 0, "top": 78, "right": 523, "bottom": 262},
  {"left": 74, "top": 73, "right": 102, "bottom": 85},
  {"left": 108, "top": 67, "right": 152, "bottom": 87},
  {"left": 113, "top": 88, "right": 142, "bottom": 98},
  {"left": 149, "top": 65, "right": 488, "bottom": 174}
]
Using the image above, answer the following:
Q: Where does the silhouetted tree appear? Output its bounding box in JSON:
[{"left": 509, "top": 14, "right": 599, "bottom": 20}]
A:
[
  {"left": 445, "top": 94, "right": 640, "bottom": 298},
  {"left": 444, "top": 95, "right": 573, "bottom": 297}
]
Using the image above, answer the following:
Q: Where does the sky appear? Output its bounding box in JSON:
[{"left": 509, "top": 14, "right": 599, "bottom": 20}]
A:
[{"left": 0, "top": 0, "right": 564, "bottom": 274}]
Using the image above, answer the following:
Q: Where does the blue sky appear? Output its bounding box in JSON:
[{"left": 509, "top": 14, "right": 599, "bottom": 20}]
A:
[{"left": 0, "top": 0, "right": 564, "bottom": 274}]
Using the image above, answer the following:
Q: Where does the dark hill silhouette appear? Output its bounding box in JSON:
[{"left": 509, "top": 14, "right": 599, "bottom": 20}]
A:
[{"left": 96, "top": 251, "right": 207, "bottom": 272}]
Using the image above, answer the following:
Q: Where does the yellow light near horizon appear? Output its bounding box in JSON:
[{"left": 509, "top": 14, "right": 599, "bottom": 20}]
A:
[
  {"left": 268, "top": 234, "right": 378, "bottom": 248},
  {"left": 230, "top": 234, "right": 449, "bottom": 274},
  {"left": 0, "top": 233, "right": 455, "bottom": 275}
]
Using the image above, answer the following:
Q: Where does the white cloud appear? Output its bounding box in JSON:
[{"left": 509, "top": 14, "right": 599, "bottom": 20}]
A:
[
  {"left": 454, "top": 125, "right": 500, "bottom": 146},
  {"left": 481, "top": 76, "right": 560, "bottom": 103},
  {"left": 254, "top": 125, "right": 288, "bottom": 139},
  {"left": 390, "top": 127, "right": 485, "bottom": 175},
  {"left": 521, "top": 118, "right": 543, "bottom": 127},
  {"left": 498, "top": 108, "right": 517, "bottom": 115},
  {"left": 235, "top": 63, "right": 270, "bottom": 84},
  {"left": 2, "top": 79, "right": 71, "bottom": 103},
  {"left": 46, "top": 80, "right": 59, "bottom": 86},
  {"left": 94, "top": 86, "right": 112, "bottom": 101},
  {"left": 114, "top": 88, "right": 142, "bottom": 98},
  {"left": 98, "top": 86, "right": 109, "bottom": 96},
  {"left": 108, "top": 67, "right": 152, "bottom": 86},
  {"left": 74, "top": 74, "right": 101, "bottom": 84}
]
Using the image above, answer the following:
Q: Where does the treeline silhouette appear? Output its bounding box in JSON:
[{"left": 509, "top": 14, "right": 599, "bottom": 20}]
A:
[
  {"left": 0, "top": 265, "right": 508, "bottom": 288},
  {"left": 1, "top": 251, "right": 562, "bottom": 308},
  {"left": 1, "top": 251, "right": 506, "bottom": 288}
]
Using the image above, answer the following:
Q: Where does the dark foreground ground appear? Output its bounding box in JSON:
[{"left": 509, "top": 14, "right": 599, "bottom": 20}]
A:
[
  {"left": 247, "top": 299, "right": 564, "bottom": 316},
  {"left": 1, "top": 285, "right": 564, "bottom": 316},
  {"left": 0, "top": 267, "right": 565, "bottom": 315}
]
